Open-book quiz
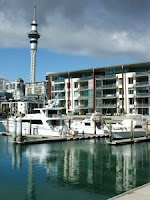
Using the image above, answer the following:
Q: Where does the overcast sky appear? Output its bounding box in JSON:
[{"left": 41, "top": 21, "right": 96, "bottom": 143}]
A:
[{"left": 0, "top": 0, "right": 150, "bottom": 81}]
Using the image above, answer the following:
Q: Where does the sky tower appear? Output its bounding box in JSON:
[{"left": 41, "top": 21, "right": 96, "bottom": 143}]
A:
[{"left": 28, "top": 2, "right": 40, "bottom": 83}]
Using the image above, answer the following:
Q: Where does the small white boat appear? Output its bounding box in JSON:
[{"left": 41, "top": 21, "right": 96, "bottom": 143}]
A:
[
  {"left": 110, "top": 113, "right": 150, "bottom": 139},
  {"left": 0, "top": 100, "right": 70, "bottom": 137},
  {"left": 70, "top": 112, "right": 106, "bottom": 135}
]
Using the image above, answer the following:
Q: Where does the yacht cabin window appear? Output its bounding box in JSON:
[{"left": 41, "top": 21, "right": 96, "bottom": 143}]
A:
[
  {"left": 47, "top": 120, "right": 64, "bottom": 127},
  {"left": 22, "top": 120, "right": 43, "bottom": 124}
]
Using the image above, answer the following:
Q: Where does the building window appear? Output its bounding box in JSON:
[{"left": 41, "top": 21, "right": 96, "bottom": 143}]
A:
[
  {"left": 128, "top": 77, "right": 133, "bottom": 84},
  {"left": 74, "top": 91, "right": 79, "bottom": 97},
  {"left": 74, "top": 82, "right": 78, "bottom": 88},
  {"left": 119, "top": 88, "right": 122, "bottom": 95},
  {"left": 119, "top": 99, "right": 122, "bottom": 105},
  {"left": 118, "top": 78, "right": 122, "bottom": 85},
  {"left": 129, "top": 98, "right": 134, "bottom": 105},
  {"left": 129, "top": 88, "right": 134, "bottom": 94}
]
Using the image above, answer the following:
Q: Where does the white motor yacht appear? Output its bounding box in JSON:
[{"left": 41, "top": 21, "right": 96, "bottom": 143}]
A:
[
  {"left": 70, "top": 112, "right": 107, "bottom": 135},
  {"left": 0, "top": 100, "right": 70, "bottom": 137},
  {"left": 110, "top": 113, "right": 150, "bottom": 139}
]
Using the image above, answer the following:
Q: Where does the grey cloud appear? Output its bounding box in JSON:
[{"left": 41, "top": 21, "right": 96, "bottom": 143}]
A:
[{"left": 0, "top": 0, "right": 150, "bottom": 61}]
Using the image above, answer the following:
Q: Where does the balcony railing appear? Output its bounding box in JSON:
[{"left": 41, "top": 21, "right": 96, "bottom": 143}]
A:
[
  {"left": 78, "top": 86, "right": 89, "bottom": 90},
  {"left": 51, "top": 88, "right": 65, "bottom": 92},
  {"left": 96, "top": 104, "right": 117, "bottom": 108},
  {"left": 77, "top": 96, "right": 93, "bottom": 99},
  {"left": 75, "top": 104, "right": 91, "bottom": 109},
  {"left": 102, "top": 84, "right": 116, "bottom": 88},
  {"left": 102, "top": 94, "right": 116, "bottom": 98},
  {"left": 136, "top": 93, "right": 149, "bottom": 97},
  {"left": 136, "top": 103, "right": 149, "bottom": 107},
  {"left": 135, "top": 71, "right": 150, "bottom": 76},
  {"left": 136, "top": 82, "right": 149, "bottom": 86},
  {"left": 77, "top": 76, "right": 93, "bottom": 82}
]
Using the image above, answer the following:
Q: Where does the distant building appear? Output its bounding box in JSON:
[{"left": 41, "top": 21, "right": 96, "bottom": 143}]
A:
[
  {"left": 0, "top": 77, "right": 8, "bottom": 91},
  {"left": 46, "top": 61, "right": 150, "bottom": 115},
  {"left": 1, "top": 98, "right": 44, "bottom": 116},
  {"left": 25, "top": 81, "right": 47, "bottom": 101},
  {"left": 6, "top": 78, "right": 25, "bottom": 100}
]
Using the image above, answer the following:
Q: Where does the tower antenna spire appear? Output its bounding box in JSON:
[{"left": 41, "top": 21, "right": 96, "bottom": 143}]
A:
[{"left": 33, "top": 1, "right": 36, "bottom": 21}]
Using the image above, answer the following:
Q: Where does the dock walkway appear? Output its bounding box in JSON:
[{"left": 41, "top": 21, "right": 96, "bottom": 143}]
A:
[
  {"left": 107, "top": 136, "right": 150, "bottom": 145},
  {"left": 109, "top": 182, "right": 150, "bottom": 200},
  {"left": 0, "top": 132, "right": 109, "bottom": 145}
]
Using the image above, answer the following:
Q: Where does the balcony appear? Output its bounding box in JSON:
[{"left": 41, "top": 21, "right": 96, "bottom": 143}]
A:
[
  {"left": 77, "top": 76, "right": 93, "bottom": 82},
  {"left": 135, "top": 71, "right": 150, "bottom": 77},
  {"left": 136, "top": 82, "right": 149, "bottom": 87},
  {"left": 102, "top": 84, "right": 116, "bottom": 89},
  {"left": 102, "top": 94, "right": 116, "bottom": 98},
  {"left": 51, "top": 88, "right": 65, "bottom": 92},
  {"left": 75, "top": 104, "right": 91, "bottom": 109},
  {"left": 136, "top": 103, "right": 149, "bottom": 107},
  {"left": 136, "top": 93, "right": 149, "bottom": 97},
  {"left": 78, "top": 86, "right": 89, "bottom": 91},
  {"left": 101, "top": 74, "right": 116, "bottom": 80},
  {"left": 77, "top": 96, "right": 93, "bottom": 100},
  {"left": 96, "top": 103, "right": 117, "bottom": 108}
]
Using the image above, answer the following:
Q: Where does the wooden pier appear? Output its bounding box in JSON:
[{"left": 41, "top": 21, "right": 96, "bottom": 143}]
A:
[
  {"left": 107, "top": 136, "right": 150, "bottom": 145},
  {"left": 0, "top": 131, "right": 109, "bottom": 145}
]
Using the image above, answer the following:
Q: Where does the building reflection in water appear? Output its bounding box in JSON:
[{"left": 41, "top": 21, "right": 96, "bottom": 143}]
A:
[
  {"left": 11, "top": 144, "right": 37, "bottom": 200},
  {"left": 11, "top": 139, "right": 150, "bottom": 198}
]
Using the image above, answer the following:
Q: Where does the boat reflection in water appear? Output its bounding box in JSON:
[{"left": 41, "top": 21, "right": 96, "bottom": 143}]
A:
[{"left": 1, "top": 137, "right": 150, "bottom": 200}]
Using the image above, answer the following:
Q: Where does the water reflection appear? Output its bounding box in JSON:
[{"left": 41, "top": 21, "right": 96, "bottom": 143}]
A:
[{"left": 1, "top": 136, "right": 150, "bottom": 199}]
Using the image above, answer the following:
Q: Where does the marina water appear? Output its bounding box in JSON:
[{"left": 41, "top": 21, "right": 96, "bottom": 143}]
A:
[{"left": 1, "top": 135, "right": 150, "bottom": 200}]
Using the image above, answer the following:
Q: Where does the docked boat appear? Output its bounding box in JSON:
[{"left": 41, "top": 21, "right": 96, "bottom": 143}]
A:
[
  {"left": 110, "top": 113, "right": 150, "bottom": 139},
  {"left": 70, "top": 112, "right": 107, "bottom": 135},
  {"left": 0, "top": 100, "right": 70, "bottom": 137}
]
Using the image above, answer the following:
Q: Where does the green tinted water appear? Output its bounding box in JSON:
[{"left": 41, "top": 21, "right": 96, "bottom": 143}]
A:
[{"left": 0, "top": 136, "right": 150, "bottom": 200}]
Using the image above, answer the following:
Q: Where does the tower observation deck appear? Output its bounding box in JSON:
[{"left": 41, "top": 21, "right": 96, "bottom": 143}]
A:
[{"left": 28, "top": 2, "right": 40, "bottom": 83}]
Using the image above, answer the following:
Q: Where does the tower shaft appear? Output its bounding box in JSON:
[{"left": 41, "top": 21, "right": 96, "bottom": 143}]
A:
[{"left": 28, "top": 3, "right": 40, "bottom": 83}]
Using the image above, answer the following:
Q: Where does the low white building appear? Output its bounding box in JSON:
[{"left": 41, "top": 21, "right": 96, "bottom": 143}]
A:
[{"left": 1, "top": 99, "right": 44, "bottom": 116}]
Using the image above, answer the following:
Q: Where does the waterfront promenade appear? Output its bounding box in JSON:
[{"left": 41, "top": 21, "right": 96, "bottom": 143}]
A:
[{"left": 110, "top": 183, "right": 150, "bottom": 200}]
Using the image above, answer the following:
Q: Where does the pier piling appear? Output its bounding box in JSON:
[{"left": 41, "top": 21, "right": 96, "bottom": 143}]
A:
[
  {"left": 17, "top": 117, "right": 22, "bottom": 142},
  {"left": 130, "top": 120, "right": 134, "bottom": 140},
  {"left": 12, "top": 118, "right": 17, "bottom": 142},
  {"left": 145, "top": 120, "right": 148, "bottom": 138},
  {"left": 109, "top": 121, "right": 112, "bottom": 142}
]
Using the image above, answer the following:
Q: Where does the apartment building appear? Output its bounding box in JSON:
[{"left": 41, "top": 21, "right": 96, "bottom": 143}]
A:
[
  {"left": 25, "top": 81, "right": 47, "bottom": 100},
  {"left": 46, "top": 62, "right": 150, "bottom": 115}
]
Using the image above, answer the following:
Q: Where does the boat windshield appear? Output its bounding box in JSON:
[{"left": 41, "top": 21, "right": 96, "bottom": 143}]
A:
[
  {"left": 46, "top": 120, "right": 64, "bottom": 127},
  {"left": 31, "top": 110, "right": 41, "bottom": 114}
]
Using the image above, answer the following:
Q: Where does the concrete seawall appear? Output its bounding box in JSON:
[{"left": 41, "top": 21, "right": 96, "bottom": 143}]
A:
[{"left": 109, "top": 182, "right": 150, "bottom": 200}]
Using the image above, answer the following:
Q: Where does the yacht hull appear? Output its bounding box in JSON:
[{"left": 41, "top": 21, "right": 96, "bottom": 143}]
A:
[{"left": 112, "top": 130, "right": 148, "bottom": 139}]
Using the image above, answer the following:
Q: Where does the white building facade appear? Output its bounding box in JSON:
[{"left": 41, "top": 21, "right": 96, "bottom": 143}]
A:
[{"left": 46, "top": 62, "right": 150, "bottom": 115}]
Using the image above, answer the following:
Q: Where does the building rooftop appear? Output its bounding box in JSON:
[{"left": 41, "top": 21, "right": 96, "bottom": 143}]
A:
[{"left": 46, "top": 61, "right": 150, "bottom": 76}]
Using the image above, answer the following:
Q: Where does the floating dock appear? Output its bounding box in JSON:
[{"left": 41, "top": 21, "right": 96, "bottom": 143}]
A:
[
  {"left": 107, "top": 136, "right": 150, "bottom": 145},
  {"left": 109, "top": 182, "right": 150, "bottom": 200},
  {"left": 0, "top": 132, "right": 109, "bottom": 145}
]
